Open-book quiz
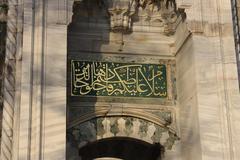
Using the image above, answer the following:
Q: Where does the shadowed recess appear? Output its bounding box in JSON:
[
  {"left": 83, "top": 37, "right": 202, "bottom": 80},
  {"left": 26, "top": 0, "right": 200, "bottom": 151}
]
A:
[{"left": 79, "top": 137, "right": 164, "bottom": 160}]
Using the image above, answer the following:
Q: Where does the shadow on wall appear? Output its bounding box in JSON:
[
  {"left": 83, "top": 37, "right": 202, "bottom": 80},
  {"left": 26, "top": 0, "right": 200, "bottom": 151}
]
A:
[
  {"left": 66, "top": 1, "right": 110, "bottom": 159},
  {"left": 78, "top": 137, "right": 163, "bottom": 160},
  {"left": 0, "top": 22, "right": 6, "bottom": 143}
]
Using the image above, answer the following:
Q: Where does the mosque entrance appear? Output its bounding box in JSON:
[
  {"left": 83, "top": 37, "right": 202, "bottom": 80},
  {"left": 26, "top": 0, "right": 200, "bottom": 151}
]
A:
[
  {"left": 67, "top": 1, "right": 181, "bottom": 160},
  {"left": 79, "top": 137, "right": 164, "bottom": 160}
]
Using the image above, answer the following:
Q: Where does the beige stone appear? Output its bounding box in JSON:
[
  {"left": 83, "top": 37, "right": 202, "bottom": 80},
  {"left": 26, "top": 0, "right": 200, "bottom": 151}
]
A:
[{"left": 0, "top": 0, "right": 240, "bottom": 160}]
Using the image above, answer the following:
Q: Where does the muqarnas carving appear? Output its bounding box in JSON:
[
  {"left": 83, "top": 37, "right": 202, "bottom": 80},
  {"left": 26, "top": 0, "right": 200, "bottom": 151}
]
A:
[{"left": 71, "top": 0, "right": 186, "bottom": 35}]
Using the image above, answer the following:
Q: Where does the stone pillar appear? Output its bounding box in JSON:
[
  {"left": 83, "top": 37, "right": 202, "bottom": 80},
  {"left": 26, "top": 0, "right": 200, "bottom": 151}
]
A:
[
  {"left": 177, "top": 0, "right": 240, "bottom": 160},
  {"left": 16, "top": 0, "right": 67, "bottom": 159}
]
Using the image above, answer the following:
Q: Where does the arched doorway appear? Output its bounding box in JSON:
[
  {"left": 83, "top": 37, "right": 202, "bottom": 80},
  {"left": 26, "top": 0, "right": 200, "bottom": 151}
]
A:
[{"left": 79, "top": 137, "right": 164, "bottom": 160}]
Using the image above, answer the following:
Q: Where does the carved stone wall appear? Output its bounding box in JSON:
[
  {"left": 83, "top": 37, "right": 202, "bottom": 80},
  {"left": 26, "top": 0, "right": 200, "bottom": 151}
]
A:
[
  {"left": 0, "top": 0, "right": 239, "bottom": 160},
  {"left": 72, "top": 0, "right": 184, "bottom": 35},
  {"left": 67, "top": 116, "right": 178, "bottom": 159},
  {"left": 67, "top": 0, "right": 184, "bottom": 159}
]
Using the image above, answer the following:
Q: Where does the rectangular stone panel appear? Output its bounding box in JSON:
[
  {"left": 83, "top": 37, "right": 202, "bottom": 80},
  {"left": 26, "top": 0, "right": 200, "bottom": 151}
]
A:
[{"left": 71, "top": 60, "right": 167, "bottom": 98}]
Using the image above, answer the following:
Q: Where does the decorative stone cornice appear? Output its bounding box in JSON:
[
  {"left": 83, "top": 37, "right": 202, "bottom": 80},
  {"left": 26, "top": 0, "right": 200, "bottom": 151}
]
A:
[
  {"left": 106, "top": 0, "right": 184, "bottom": 35},
  {"left": 67, "top": 107, "right": 179, "bottom": 150},
  {"left": 68, "top": 116, "right": 179, "bottom": 151},
  {"left": 72, "top": 0, "right": 185, "bottom": 35}
]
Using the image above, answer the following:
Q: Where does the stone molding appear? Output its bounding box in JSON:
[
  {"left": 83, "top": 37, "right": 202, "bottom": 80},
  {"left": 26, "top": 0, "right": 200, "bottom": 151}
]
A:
[
  {"left": 67, "top": 108, "right": 177, "bottom": 132},
  {"left": 68, "top": 113, "right": 179, "bottom": 151}
]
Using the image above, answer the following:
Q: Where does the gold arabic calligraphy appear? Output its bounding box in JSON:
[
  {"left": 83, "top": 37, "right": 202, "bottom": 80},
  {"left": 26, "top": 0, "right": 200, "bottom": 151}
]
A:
[{"left": 71, "top": 61, "right": 167, "bottom": 98}]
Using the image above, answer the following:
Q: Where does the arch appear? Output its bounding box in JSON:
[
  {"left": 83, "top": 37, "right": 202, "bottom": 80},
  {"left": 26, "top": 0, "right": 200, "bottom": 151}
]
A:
[
  {"left": 67, "top": 108, "right": 177, "bottom": 135},
  {"left": 67, "top": 115, "right": 179, "bottom": 152},
  {"left": 79, "top": 137, "right": 164, "bottom": 160}
]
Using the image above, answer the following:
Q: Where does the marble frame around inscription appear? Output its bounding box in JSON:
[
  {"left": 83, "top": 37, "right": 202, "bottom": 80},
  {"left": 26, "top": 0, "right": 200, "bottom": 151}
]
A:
[{"left": 71, "top": 60, "right": 168, "bottom": 98}]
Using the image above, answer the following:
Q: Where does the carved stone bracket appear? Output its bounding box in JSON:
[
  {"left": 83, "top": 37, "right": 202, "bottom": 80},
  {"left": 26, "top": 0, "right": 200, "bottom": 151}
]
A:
[
  {"left": 105, "top": 0, "right": 183, "bottom": 34},
  {"left": 137, "top": 0, "right": 185, "bottom": 35},
  {"left": 107, "top": 0, "right": 137, "bottom": 33},
  {"left": 106, "top": 0, "right": 185, "bottom": 35}
]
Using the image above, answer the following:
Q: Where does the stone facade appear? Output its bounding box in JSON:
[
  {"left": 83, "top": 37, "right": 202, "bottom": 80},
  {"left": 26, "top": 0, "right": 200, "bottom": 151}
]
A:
[{"left": 0, "top": 0, "right": 240, "bottom": 160}]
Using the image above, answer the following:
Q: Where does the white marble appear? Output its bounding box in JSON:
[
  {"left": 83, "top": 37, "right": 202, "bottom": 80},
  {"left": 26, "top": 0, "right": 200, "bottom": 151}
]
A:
[{"left": 6, "top": 0, "right": 240, "bottom": 160}]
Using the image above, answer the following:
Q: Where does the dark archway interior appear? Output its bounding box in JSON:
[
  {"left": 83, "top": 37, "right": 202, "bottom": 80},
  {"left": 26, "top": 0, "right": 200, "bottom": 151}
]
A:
[{"left": 79, "top": 137, "right": 164, "bottom": 160}]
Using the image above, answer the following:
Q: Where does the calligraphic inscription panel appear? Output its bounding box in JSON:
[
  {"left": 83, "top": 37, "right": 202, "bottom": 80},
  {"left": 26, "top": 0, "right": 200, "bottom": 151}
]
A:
[{"left": 71, "top": 60, "right": 167, "bottom": 98}]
